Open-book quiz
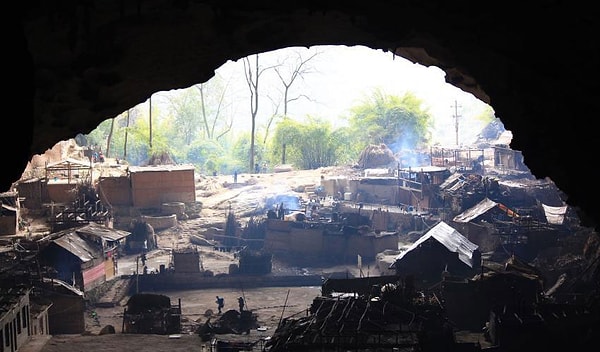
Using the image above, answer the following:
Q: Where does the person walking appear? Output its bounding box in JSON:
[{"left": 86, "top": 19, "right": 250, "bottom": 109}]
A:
[
  {"left": 216, "top": 296, "right": 225, "bottom": 314},
  {"left": 238, "top": 296, "right": 245, "bottom": 312}
]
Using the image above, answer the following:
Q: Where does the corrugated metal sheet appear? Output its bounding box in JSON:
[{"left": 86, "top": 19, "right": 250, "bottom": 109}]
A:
[
  {"left": 53, "top": 233, "right": 98, "bottom": 262},
  {"left": 452, "top": 197, "right": 498, "bottom": 223},
  {"left": 394, "top": 221, "right": 479, "bottom": 268},
  {"left": 76, "top": 223, "right": 130, "bottom": 241},
  {"left": 42, "top": 277, "right": 84, "bottom": 296},
  {"left": 440, "top": 172, "right": 465, "bottom": 191}
]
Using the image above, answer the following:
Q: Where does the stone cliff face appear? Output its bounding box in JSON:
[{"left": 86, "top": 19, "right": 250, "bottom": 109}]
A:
[{"left": 12, "top": 1, "right": 600, "bottom": 230}]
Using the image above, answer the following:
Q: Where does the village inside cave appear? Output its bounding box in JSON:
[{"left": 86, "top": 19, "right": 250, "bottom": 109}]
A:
[{"left": 2, "top": 119, "right": 600, "bottom": 352}]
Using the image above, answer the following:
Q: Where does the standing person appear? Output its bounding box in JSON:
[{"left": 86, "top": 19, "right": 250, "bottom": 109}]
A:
[
  {"left": 216, "top": 296, "right": 224, "bottom": 314},
  {"left": 238, "top": 296, "right": 245, "bottom": 312},
  {"left": 233, "top": 170, "right": 238, "bottom": 184}
]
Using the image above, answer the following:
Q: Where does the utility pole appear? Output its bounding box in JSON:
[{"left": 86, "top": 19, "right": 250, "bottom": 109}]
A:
[{"left": 452, "top": 100, "right": 461, "bottom": 146}]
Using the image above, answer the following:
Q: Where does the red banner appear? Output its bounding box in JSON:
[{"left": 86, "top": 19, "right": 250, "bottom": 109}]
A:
[{"left": 82, "top": 262, "right": 105, "bottom": 285}]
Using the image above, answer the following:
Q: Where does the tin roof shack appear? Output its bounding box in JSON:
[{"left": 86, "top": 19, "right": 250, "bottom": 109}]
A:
[
  {"left": 128, "top": 164, "right": 196, "bottom": 209},
  {"left": 38, "top": 224, "right": 130, "bottom": 292},
  {"left": 0, "top": 191, "right": 20, "bottom": 235},
  {"left": 451, "top": 197, "right": 513, "bottom": 253},
  {"left": 263, "top": 218, "right": 398, "bottom": 265},
  {"left": 122, "top": 293, "right": 181, "bottom": 334},
  {"left": 390, "top": 221, "right": 481, "bottom": 289}
]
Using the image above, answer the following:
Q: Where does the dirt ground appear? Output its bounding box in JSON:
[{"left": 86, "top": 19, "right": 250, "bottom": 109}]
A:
[{"left": 35, "top": 286, "right": 322, "bottom": 352}]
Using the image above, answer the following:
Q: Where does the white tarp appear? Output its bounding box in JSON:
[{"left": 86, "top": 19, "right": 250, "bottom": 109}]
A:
[{"left": 542, "top": 204, "right": 567, "bottom": 225}]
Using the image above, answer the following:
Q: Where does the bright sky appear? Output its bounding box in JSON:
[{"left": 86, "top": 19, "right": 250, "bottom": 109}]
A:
[
  {"left": 166, "top": 45, "right": 494, "bottom": 146},
  {"left": 224, "top": 45, "right": 492, "bottom": 146}
]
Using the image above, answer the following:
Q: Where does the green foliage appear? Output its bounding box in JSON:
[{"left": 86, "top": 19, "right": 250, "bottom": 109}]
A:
[
  {"left": 232, "top": 132, "right": 266, "bottom": 173},
  {"left": 346, "top": 88, "right": 433, "bottom": 152},
  {"left": 166, "top": 89, "right": 202, "bottom": 146},
  {"left": 271, "top": 116, "right": 345, "bottom": 169}
]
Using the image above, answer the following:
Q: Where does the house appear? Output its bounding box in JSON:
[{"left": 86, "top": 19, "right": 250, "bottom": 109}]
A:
[
  {"left": 128, "top": 164, "right": 196, "bottom": 209},
  {"left": 390, "top": 221, "right": 481, "bottom": 288},
  {"left": 38, "top": 224, "right": 130, "bottom": 292}
]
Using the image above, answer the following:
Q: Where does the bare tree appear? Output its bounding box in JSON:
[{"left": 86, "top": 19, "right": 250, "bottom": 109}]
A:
[
  {"left": 263, "top": 95, "right": 281, "bottom": 144},
  {"left": 243, "top": 54, "right": 277, "bottom": 172},
  {"left": 274, "top": 49, "right": 322, "bottom": 116},
  {"left": 270, "top": 49, "right": 322, "bottom": 164},
  {"left": 195, "top": 74, "right": 232, "bottom": 140}
]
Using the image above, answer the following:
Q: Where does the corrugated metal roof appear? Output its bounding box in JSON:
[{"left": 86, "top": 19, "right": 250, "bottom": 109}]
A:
[
  {"left": 53, "top": 232, "right": 98, "bottom": 262},
  {"left": 439, "top": 173, "right": 462, "bottom": 189},
  {"left": 76, "top": 223, "right": 130, "bottom": 241},
  {"left": 394, "top": 221, "right": 479, "bottom": 268},
  {"left": 452, "top": 197, "right": 497, "bottom": 223},
  {"left": 42, "top": 277, "right": 84, "bottom": 296}
]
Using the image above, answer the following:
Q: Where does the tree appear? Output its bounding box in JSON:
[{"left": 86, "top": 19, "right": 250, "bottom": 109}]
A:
[
  {"left": 243, "top": 54, "right": 277, "bottom": 172},
  {"left": 268, "top": 49, "right": 321, "bottom": 161},
  {"left": 271, "top": 116, "right": 342, "bottom": 169},
  {"left": 194, "top": 74, "right": 233, "bottom": 140},
  {"left": 347, "top": 89, "right": 433, "bottom": 153},
  {"left": 274, "top": 49, "right": 321, "bottom": 116}
]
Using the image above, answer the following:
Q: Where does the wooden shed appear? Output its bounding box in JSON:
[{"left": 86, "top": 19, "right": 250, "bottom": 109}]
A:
[{"left": 129, "top": 164, "right": 196, "bottom": 208}]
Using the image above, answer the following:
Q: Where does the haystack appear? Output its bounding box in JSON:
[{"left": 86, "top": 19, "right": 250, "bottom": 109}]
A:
[{"left": 357, "top": 144, "right": 396, "bottom": 169}]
